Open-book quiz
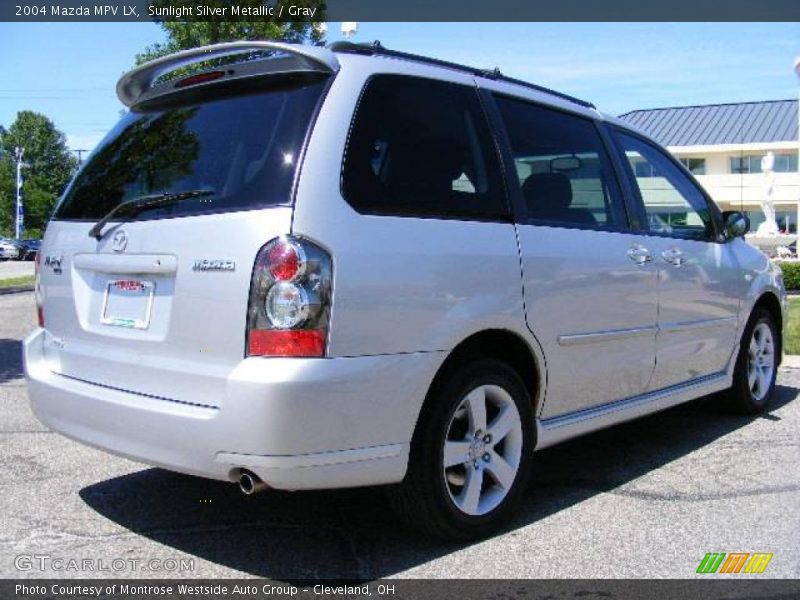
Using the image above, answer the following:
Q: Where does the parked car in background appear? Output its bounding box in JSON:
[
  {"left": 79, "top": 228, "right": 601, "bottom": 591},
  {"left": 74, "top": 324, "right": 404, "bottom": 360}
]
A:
[
  {"left": 24, "top": 41, "right": 787, "bottom": 539},
  {"left": 0, "top": 238, "right": 21, "bottom": 260},
  {"left": 18, "top": 239, "right": 41, "bottom": 260}
]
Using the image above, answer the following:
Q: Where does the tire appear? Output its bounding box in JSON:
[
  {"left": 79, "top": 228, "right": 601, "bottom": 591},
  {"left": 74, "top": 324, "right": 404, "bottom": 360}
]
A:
[
  {"left": 726, "top": 308, "right": 778, "bottom": 414},
  {"left": 392, "top": 358, "right": 534, "bottom": 539}
]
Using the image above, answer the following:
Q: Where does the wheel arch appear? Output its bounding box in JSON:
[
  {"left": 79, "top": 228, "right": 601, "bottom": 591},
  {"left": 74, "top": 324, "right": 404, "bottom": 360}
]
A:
[
  {"left": 751, "top": 291, "right": 784, "bottom": 364},
  {"left": 415, "top": 329, "right": 544, "bottom": 437}
]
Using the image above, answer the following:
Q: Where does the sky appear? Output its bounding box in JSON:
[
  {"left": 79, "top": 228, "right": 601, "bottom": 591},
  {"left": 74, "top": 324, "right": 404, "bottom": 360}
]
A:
[{"left": 0, "top": 22, "right": 798, "bottom": 154}]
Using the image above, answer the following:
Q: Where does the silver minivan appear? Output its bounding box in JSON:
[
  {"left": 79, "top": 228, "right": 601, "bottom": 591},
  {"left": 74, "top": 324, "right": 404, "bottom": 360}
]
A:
[{"left": 24, "top": 41, "right": 786, "bottom": 539}]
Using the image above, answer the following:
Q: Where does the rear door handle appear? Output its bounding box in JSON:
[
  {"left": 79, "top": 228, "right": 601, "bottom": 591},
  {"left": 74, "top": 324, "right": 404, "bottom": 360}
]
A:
[
  {"left": 627, "top": 244, "right": 652, "bottom": 266},
  {"left": 661, "top": 248, "right": 685, "bottom": 267}
]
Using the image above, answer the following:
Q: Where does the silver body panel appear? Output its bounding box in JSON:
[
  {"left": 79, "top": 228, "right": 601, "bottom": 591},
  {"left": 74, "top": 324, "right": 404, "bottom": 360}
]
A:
[
  {"left": 24, "top": 46, "right": 787, "bottom": 490},
  {"left": 292, "top": 57, "right": 530, "bottom": 358},
  {"left": 514, "top": 226, "right": 658, "bottom": 418},
  {"left": 34, "top": 209, "right": 293, "bottom": 409},
  {"left": 644, "top": 236, "right": 742, "bottom": 390}
]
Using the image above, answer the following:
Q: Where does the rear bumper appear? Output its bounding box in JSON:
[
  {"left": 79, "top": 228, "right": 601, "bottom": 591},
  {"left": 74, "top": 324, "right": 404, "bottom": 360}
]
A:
[{"left": 24, "top": 328, "right": 443, "bottom": 490}]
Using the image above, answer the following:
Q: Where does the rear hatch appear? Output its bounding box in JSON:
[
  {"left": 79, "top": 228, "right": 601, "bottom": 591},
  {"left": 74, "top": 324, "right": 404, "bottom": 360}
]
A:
[{"left": 38, "top": 50, "right": 332, "bottom": 408}]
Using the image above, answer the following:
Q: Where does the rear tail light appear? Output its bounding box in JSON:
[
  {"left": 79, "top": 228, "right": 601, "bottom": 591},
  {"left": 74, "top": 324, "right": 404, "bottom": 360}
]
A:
[
  {"left": 34, "top": 251, "right": 44, "bottom": 327},
  {"left": 246, "top": 236, "right": 332, "bottom": 358}
]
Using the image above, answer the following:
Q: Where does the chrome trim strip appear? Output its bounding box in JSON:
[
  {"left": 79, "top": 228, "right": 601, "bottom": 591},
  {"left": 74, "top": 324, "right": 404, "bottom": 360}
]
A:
[
  {"left": 73, "top": 253, "right": 178, "bottom": 275},
  {"left": 659, "top": 316, "right": 738, "bottom": 334},
  {"left": 557, "top": 326, "right": 656, "bottom": 347},
  {"left": 557, "top": 316, "right": 738, "bottom": 347},
  {"left": 536, "top": 371, "right": 730, "bottom": 450}
]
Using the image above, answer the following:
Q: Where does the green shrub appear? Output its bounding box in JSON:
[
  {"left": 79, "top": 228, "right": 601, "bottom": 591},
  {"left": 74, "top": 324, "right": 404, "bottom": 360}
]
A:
[
  {"left": 786, "top": 298, "right": 800, "bottom": 354},
  {"left": 775, "top": 261, "right": 800, "bottom": 291}
]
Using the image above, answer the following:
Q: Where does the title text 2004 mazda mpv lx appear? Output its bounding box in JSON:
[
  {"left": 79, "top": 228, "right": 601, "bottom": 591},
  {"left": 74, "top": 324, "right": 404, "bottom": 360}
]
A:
[{"left": 24, "top": 41, "right": 786, "bottom": 539}]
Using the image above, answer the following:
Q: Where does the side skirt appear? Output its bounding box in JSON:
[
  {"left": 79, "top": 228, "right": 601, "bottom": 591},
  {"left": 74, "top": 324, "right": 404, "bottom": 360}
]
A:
[{"left": 535, "top": 369, "right": 732, "bottom": 451}]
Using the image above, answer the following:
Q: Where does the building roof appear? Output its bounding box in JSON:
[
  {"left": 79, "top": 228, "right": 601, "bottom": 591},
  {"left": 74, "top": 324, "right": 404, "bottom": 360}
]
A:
[{"left": 619, "top": 99, "right": 799, "bottom": 147}]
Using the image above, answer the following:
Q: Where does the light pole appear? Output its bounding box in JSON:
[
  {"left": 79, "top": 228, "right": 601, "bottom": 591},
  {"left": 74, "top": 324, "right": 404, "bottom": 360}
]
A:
[
  {"left": 13, "top": 147, "right": 27, "bottom": 240},
  {"left": 71, "top": 148, "right": 88, "bottom": 167}
]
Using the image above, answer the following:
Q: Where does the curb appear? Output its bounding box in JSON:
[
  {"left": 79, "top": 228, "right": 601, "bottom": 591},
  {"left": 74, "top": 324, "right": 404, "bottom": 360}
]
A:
[
  {"left": 0, "top": 285, "right": 34, "bottom": 296},
  {"left": 780, "top": 355, "right": 800, "bottom": 369}
]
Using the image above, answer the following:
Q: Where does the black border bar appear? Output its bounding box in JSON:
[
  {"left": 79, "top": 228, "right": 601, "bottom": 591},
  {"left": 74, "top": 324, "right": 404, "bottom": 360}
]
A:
[
  {"left": 2, "top": 0, "right": 799, "bottom": 22},
  {"left": 4, "top": 579, "right": 800, "bottom": 600}
]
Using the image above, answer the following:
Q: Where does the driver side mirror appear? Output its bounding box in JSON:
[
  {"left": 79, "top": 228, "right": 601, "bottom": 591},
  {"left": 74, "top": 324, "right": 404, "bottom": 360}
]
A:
[{"left": 722, "top": 211, "right": 749, "bottom": 240}]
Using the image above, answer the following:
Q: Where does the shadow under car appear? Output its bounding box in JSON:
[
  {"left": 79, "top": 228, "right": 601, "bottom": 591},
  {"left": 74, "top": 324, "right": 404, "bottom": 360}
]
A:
[{"left": 79, "top": 384, "right": 798, "bottom": 580}]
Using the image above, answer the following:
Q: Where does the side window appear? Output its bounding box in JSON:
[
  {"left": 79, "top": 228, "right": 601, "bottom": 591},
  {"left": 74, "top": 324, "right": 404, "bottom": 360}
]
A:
[
  {"left": 494, "top": 95, "right": 627, "bottom": 229},
  {"left": 616, "top": 132, "right": 716, "bottom": 241},
  {"left": 341, "top": 75, "right": 507, "bottom": 220}
]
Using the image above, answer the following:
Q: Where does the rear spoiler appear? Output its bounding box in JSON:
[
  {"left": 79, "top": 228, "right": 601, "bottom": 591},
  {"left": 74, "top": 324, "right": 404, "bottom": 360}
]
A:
[{"left": 116, "top": 41, "right": 340, "bottom": 108}]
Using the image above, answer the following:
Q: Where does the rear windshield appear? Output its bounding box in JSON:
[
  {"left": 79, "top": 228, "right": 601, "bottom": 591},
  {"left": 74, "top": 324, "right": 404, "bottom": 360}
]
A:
[{"left": 54, "top": 74, "right": 328, "bottom": 221}]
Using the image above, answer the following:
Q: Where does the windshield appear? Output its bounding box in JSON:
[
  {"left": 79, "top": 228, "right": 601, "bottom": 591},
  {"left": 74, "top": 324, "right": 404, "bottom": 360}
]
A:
[{"left": 54, "top": 74, "right": 328, "bottom": 221}]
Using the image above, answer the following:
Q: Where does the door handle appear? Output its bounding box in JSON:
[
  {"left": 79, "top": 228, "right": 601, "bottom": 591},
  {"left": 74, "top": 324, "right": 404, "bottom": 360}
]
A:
[
  {"left": 661, "top": 248, "right": 685, "bottom": 267},
  {"left": 627, "top": 244, "right": 652, "bottom": 266}
]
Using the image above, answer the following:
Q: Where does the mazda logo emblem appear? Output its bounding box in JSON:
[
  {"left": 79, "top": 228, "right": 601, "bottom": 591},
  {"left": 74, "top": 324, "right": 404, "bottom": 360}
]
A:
[{"left": 111, "top": 230, "right": 128, "bottom": 253}]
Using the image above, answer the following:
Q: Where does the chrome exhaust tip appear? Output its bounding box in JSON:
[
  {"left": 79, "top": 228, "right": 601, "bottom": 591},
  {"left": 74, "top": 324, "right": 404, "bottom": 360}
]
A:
[{"left": 238, "top": 470, "right": 268, "bottom": 495}]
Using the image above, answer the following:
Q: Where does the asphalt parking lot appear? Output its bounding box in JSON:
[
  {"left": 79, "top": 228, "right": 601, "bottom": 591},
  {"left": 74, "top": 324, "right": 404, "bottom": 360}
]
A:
[
  {"left": 0, "top": 259, "right": 35, "bottom": 279},
  {"left": 1, "top": 290, "right": 798, "bottom": 580}
]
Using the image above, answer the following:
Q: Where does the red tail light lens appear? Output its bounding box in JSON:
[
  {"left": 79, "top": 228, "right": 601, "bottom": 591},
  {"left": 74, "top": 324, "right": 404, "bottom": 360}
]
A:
[
  {"left": 246, "top": 236, "right": 331, "bottom": 358},
  {"left": 248, "top": 330, "right": 326, "bottom": 357},
  {"left": 266, "top": 239, "right": 304, "bottom": 281},
  {"left": 34, "top": 251, "right": 44, "bottom": 327}
]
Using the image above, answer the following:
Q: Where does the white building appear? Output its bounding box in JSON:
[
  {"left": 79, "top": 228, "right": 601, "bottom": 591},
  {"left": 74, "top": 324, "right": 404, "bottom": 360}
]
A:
[{"left": 620, "top": 99, "right": 800, "bottom": 232}]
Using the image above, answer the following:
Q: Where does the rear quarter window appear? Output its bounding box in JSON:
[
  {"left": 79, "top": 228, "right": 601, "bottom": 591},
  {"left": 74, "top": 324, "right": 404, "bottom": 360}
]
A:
[{"left": 341, "top": 75, "right": 508, "bottom": 221}]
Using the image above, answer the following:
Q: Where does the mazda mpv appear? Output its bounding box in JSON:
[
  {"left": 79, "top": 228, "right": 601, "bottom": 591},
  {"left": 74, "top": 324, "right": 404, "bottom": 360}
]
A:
[{"left": 24, "top": 41, "right": 786, "bottom": 538}]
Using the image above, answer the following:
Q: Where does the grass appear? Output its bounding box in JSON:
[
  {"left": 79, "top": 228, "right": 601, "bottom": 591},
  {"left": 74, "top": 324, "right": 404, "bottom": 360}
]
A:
[
  {"left": 786, "top": 297, "right": 800, "bottom": 355},
  {"left": 0, "top": 275, "right": 34, "bottom": 288}
]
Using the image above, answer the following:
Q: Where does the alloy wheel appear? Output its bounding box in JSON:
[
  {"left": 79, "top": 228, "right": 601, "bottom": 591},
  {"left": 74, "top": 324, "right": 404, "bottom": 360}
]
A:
[
  {"left": 442, "top": 384, "right": 523, "bottom": 516},
  {"left": 747, "top": 321, "right": 775, "bottom": 402}
]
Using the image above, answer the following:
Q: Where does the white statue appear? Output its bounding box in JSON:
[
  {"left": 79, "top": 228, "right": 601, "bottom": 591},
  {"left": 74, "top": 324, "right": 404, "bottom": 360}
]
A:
[{"left": 756, "top": 151, "right": 779, "bottom": 236}]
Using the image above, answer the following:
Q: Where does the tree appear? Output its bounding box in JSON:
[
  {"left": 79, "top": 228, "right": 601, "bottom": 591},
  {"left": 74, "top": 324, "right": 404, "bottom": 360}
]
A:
[
  {"left": 136, "top": 0, "right": 326, "bottom": 65},
  {"left": 0, "top": 111, "right": 77, "bottom": 237},
  {"left": 0, "top": 159, "right": 13, "bottom": 235},
  {"left": 65, "top": 108, "right": 201, "bottom": 218}
]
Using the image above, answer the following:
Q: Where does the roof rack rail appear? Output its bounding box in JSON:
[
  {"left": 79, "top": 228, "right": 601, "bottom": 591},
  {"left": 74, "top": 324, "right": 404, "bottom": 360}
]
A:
[{"left": 328, "top": 41, "right": 595, "bottom": 110}]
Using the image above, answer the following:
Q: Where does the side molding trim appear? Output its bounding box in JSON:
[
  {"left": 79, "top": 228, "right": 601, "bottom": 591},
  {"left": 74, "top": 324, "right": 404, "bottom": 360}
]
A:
[
  {"left": 557, "top": 325, "right": 656, "bottom": 347},
  {"left": 658, "top": 316, "right": 738, "bottom": 334},
  {"left": 557, "top": 317, "right": 738, "bottom": 348}
]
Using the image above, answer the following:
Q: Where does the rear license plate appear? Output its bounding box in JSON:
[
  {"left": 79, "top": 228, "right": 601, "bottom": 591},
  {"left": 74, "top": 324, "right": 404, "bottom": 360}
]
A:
[{"left": 101, "top": 279, "right": 155, "bottom": 329}]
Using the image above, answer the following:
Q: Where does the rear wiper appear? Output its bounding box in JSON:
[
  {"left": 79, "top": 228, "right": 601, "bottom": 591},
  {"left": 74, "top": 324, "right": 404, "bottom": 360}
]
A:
[{"left": 88, "top": 189, "right": 215, "bottom": 240}]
